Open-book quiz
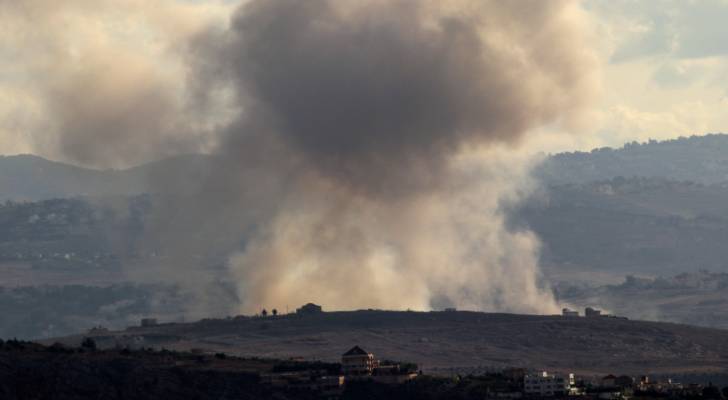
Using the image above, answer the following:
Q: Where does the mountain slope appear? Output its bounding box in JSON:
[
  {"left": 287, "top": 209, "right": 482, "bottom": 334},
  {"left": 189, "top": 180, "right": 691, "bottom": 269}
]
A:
[
  {"left": 0, "top": 154, "right": 213, "bottom": 201},
  {"left": 537, "top": 133, "right": 728, "bottom": 184},
  {"left": 514, "top": 178, "right": 728, "bottom": 277},
  {"left": 0, "top": 155, "right": 137, "bottom": 201},
  {"left": 49, "top": 310, "right": 728, "bottom": 376},
  {"left": 4, "top": 133, "right": 728, "bottom": 201}
]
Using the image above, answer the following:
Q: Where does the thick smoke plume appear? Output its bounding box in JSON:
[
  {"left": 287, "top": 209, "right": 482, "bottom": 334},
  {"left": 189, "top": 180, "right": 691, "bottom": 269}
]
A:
[
  {"left": 185, "top": 0, "right": 598, "bottom": 313},
  {"left": 5, "top": 0, "right": 599, "bottom": 315}
]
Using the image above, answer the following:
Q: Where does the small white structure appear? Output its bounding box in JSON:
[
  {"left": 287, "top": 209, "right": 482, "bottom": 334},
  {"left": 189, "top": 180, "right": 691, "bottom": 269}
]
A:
[
  {"left": 523, "top": 371, "right": 573, "bottom": 397},
  {"left": 140, "top": 318, "right": 158, "bottom": 327},
  {"left": 585, "top": 307, "right": 602, "bottom": 318},
  {"left": 562, "top": 308, "right": 579, "bottom": 317},
  {"left": 342, "top": 346, "right": 378, "bottom": 376},
  {"left": 296, "top": 303, "right": 323, "bottom": 315}
]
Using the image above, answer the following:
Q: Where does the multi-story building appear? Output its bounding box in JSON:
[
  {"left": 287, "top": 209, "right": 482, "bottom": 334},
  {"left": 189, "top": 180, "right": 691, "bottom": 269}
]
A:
[
  {"left": 562, "top": 308, "right": 579, "bottom": 317},
  {"left": 261, "top": 370, "right": 344, "bottom": 398},
  {"left": 523, "top": 371, "right": 573, "bottom": 397},
  {"left": 585, "top": 307, "right": 602, "bottom": 317},
  {"left": 341, "top": 346, "right": 378, "bottom": 376}
]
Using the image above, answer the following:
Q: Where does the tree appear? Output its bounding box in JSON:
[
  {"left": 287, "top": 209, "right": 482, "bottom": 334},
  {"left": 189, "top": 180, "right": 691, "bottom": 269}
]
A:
[
  {"left": 703, "top": 384, "right": 723, "bottom": 399},
  {"left": 261, "top": 309, "right": 268, "bottom": 317},
  {"left": 81, "top": 337, "right": 97, "bottom": 351},
  {"left": 272, "top": 309, "right": 278, "bottom": 316}
]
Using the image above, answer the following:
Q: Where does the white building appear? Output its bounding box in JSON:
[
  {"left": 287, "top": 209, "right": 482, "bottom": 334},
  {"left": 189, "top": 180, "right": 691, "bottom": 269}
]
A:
[
  {"left": 562, "top": 308, "right": 579, "bottom": 317},
  {"left": 523, "top": 371, "right": 574, "bottom": 397},
  {"left": 342, "top": 346, "right": 378, "bottom": 376},
  {"left": 585, "top": 307, "right": 602, "bottom": 317}
]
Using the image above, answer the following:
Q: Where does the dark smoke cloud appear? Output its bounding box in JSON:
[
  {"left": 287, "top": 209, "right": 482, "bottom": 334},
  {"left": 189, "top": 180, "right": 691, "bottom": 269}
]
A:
[
  {"left": 162, "top": 0, "right": 597, "bottom": 313},
  {"left": 7, "top": 0, "right": 598, "bottom": 315},
  {"left": 200, "top": 0, "right": 595, "bottom": 197}
]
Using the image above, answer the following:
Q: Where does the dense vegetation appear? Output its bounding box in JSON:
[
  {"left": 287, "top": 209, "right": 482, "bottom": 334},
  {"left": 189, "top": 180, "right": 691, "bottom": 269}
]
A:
[
  {"left": 0, "top": 284, "right": 190, "bottom": 339},
  {"left": 0, "top": 341, "right": 305, "bottom": 400},
  {"left": 2, "top": 340, "right": 727, "bottom": 399},
  {"left": 537, "top": 133, "right": 728, "bottom": 185},
  {"left": 514, "top": 177, "right": 728, "bottom": 276},
  {"left": 0, "top": 196, "right": 149, "bottom": 266}
]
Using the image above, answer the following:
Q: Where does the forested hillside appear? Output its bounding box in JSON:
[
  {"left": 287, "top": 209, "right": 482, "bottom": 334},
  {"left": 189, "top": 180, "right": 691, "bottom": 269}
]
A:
[{"left": 537, "top": 134, "right": 728, "bottom": 184}]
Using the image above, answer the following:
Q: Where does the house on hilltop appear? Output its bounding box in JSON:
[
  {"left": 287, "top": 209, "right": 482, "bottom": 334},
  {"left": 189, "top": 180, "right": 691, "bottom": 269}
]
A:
[
  {"left": 140, "top": 318, "right": 158, "bottom": 327},
  {"left": 562, "top": 308, "right": 579, "bottom": 317},
  {"left": 342, "top": 346, "right": 378, "bottom": 376},
  {"left": 341, "top": 345, "right": 418, "bottom": 384},
  {"left": 296, "top": 303, "right": 323, "bottom": 315},
  {"left": 585, "top": 307, "right": 602, "bottom": 317}
]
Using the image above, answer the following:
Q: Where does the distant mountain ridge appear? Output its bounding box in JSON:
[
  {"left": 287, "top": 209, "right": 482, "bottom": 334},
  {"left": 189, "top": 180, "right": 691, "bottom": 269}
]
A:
[
  {"left": 0, "top": 155, "right": 130, "bottom": 201},
  {"left": 4, "top": 133, "right": 728, "bottom": 201},
  {"left": 0, "top": 154, "right": 211, "bottom": 201},
  {"left": 537, "top": 133, "right": 728, "bottom": 185}
]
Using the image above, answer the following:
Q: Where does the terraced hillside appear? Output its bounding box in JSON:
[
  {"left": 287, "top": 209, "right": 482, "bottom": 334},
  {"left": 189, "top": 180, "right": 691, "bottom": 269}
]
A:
[{"left": 49, "top": 310, "right": 728, "bottom": 377}]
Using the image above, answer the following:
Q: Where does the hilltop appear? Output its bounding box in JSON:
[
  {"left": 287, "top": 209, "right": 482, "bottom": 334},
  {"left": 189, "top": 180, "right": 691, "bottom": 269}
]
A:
[
  {"left": 47, "top": 310, "right": 728, "bottom": 377},
  {"left": 554, "top": 271, "right": 728, "bottom": 329},
  {"left": 537, "top": 134, "right": 728, "bottom": 185}
]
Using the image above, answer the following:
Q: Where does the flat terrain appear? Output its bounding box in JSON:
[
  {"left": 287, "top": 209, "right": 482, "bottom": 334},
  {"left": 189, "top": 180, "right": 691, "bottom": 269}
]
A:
[{"left": 49, "top": 310, "right": 728, "bottom": 376}]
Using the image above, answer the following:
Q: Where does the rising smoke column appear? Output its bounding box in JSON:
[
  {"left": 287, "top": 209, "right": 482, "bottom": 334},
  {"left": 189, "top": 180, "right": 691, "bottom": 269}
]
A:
[
  {"left": 191, "top": 0, "right": 599, "bottom": 313},
  {"left": 4, "top": 0, "right": 599, "bottom": 315}
]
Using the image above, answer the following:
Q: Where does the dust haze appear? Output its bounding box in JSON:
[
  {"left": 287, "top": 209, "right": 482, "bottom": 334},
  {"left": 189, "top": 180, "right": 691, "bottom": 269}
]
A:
[{"left": 4, "top": 0, "right": 600, "bottom": 315}]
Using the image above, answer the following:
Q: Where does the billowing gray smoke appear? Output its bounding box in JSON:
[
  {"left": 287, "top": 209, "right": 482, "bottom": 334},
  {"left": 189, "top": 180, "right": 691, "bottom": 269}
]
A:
[
  {"left": 8, "top": 0, "right": 599, "bottom": 315},
  {"left": 209, "top": 0, "right": 593, "bottom": 197},
  {"left": 177, "top": 0, "right": 597, "bottom": 313}
]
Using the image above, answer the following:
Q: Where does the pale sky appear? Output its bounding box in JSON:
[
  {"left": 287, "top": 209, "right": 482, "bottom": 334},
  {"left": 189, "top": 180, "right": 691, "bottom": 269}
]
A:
[
  {"left": 1, "top": 0, "right": 727, "bottom": 166},
  {"left": 582, "top": 0, "right": 728, "bottom": 150}
]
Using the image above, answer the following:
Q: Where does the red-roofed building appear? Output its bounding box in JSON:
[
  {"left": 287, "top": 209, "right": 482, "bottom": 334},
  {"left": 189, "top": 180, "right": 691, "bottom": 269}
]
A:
[{"left": 342, "top": 346, "right": 378, "bottom": 376}]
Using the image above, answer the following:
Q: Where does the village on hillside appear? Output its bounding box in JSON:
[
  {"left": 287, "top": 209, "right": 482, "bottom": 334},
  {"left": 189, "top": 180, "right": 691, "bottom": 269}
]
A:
[
  {"left": 258, "top": 343, "right": 723, "bottom": 399},
  {"left": 259, "top": 333, "right": 728, "bottom": 400},
  {"left": 63, "top": 303, "right": 727, "bottom": 399}
]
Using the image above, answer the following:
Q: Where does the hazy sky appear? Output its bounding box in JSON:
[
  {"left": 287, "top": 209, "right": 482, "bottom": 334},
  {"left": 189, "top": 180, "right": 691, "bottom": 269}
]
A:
[{"left": 1, "top": 0, "right": 727, "bottom": 166}]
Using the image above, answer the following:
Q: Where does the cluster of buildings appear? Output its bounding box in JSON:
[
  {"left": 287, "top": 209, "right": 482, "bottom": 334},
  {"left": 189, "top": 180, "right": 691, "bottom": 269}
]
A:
[
  {"left": 262, "top": 358, "right": 716, "bottom": 399},
  {"left": 261, "top": 345, "right": 418, "bottom": 398},
  {"left": 523, "top": 371, "right": 576, "bottom": 397},
  {"left": 93, "top": 304, "right": 715, "bottom": 399},
  {"left": 262, "top": 370, "right": 345, "bottom": 399},
  {"left": 520, "top": 370, "right": 715, "bottom": 399},
  {"left": 561, "top": 307, "right": 626, "bottom": 319}
]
